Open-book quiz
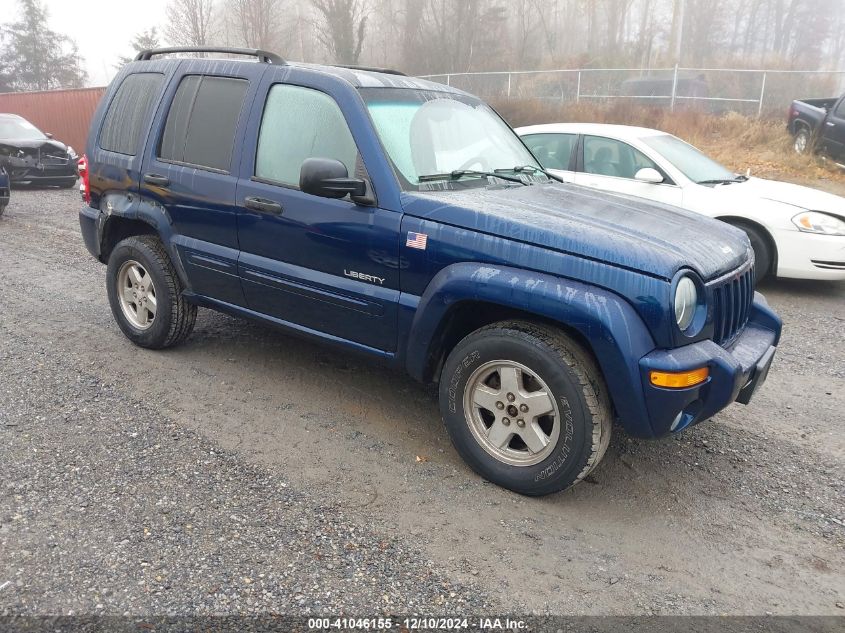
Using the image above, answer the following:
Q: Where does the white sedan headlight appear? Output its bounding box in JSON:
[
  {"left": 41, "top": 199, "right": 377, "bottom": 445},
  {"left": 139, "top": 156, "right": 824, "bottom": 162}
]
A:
[
  {"left": 792, "top": 211, "right": 845, "bottom": 236},
  {"left": 674, "top": 276, "right": 698, "bottom": 331}
]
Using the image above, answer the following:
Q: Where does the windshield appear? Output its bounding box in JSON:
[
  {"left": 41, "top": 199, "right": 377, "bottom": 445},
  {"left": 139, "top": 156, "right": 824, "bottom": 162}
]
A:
[
  {"left": 360, "top": 88, "right": 543, "bottom": 190},
  {"left": 642, "top": 134, "right": 736, "bottom": 184},
  {"left": 0, "top": 117, "right": 47, "bottom": 142}
]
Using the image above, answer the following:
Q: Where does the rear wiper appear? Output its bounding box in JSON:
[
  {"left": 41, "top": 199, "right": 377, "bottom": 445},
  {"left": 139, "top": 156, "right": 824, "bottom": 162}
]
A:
[{"left": 418, "top": 169, "right": 528, "bottom": 185}]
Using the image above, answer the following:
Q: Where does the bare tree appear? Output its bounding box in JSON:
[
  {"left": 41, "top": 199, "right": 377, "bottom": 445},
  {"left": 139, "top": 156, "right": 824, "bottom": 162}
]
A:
[
  {"left": 203, "top": 0, "right": 845, "bottom": 74},
  {"left": 399, "top": 0, "right": 425, "bottom": 71},
  {"left": 230, "top": 0, "right": 286, "bottom": 51},
  {"left": 311, "top": 0, "right": 368, "bottom": 65},
  {"left": 165, "top": 0, "right": 215, "bottom": 47}
]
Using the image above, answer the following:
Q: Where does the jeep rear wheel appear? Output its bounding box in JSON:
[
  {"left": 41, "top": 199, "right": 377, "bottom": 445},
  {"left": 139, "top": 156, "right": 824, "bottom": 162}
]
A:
[
  {"left": 106, "top": 235, "right": 196, "bottom": 349},
  {"left": 439, "top": 321, "right": 612, "bottom": 496}
]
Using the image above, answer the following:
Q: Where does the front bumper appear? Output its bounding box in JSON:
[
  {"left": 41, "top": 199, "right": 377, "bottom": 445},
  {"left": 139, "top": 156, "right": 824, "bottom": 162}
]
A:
[
  {"left": 637, "top": 292, "right": 781, "bottom": 437},
  {"left": 3, "top": 158, "right": 78, "bottom": 184},
  {"left": 774, "top": 228, "right": 845, "bottom": 280},
  {"left": 10, "top": 170, "right": 78, "bottom": 184}
]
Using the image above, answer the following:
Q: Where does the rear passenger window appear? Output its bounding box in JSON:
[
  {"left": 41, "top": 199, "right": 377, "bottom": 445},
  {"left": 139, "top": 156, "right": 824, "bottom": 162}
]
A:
[
  {"left": 255, "top": 84, "right": 358, "bottom": 187},
  {"left": 99, "top": 73, "right": 164, "bottom": 155},
  {"left": 159, "top": 75, "right": 248, "bottom": 172}
]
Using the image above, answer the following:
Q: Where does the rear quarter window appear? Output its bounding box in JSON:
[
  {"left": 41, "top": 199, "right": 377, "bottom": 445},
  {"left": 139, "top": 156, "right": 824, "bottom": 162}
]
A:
[
  {"left": 158, "top": 75, "right": 249, "bottom": 172},
  {"left": 99, "top": 73, "right": 165, "bottom": 155}
]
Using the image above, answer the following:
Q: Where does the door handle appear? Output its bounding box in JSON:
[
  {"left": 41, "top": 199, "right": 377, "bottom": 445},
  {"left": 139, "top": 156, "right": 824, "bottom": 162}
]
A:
[
  {"left": 143, "top": 173, "right": 170, "bottom": 186},
  {"left": 826, "top": 121, "right": 836, "bottom": 127},
  {"left": 244, "top": 196, "right": 283, "bottom": 215}
]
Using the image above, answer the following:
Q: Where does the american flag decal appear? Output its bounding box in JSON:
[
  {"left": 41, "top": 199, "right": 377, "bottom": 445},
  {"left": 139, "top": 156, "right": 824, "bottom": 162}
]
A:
[{"left": 406, "top": 231, "right": 428, "bottom": 250}]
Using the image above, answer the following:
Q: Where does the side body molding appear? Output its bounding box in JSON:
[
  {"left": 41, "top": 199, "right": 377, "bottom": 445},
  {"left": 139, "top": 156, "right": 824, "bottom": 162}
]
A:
[{"left": 403, "top": 263, "right": 660, "bottom": 437}]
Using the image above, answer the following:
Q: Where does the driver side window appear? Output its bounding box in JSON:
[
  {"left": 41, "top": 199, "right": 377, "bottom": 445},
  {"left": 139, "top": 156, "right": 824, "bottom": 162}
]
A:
[
  {"left": 255, "top": 84, "right": 359, "bottom": 187},
  {"left": 584, "top": 135, "right": 658, "bottom": 180}
]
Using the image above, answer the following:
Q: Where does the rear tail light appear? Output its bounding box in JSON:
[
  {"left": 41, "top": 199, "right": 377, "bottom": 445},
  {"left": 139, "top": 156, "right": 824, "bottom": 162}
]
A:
[{"left": 78, "top": 154, "right": 90, "bottom": 204}]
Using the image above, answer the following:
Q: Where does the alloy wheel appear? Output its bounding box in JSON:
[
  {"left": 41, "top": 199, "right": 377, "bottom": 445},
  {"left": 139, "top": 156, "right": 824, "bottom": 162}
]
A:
[
  {"left": 462, "top": 360, "right": 561, "bottom": 466},
  {"left": 116, "top": 260, "right": 157, "bottom": 330}
]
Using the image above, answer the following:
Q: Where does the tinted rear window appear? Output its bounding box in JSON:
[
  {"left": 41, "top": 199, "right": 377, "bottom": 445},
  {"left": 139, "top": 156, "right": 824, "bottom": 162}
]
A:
[
  {"left": 159, "top": 75, "right": 248, "bottom": 172},
  {"left": 99, "top": 73, "right": 165, "bottom": 155}
]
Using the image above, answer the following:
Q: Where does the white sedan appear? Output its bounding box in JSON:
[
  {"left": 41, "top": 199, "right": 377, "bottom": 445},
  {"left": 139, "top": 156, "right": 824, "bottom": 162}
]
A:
[{"left": 516, "top": 123, "right": 845, "bottom": 281}]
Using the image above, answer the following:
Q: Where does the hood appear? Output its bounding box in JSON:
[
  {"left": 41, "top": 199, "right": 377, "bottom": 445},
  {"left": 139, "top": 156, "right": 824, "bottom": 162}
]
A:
[
  {"left": 0, "top": 138, "right": 69, "bottom": 154},
  {"left": 404, "top": 183, "right": 751, "bottom": 280},
  {"left": 715, "top": 177, "right": 845, "bottom": 218}
]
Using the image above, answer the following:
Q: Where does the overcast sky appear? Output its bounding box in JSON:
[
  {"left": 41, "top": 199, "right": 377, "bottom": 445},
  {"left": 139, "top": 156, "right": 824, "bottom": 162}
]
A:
[{"left": 0, "top": 0, "right": 171, "bottom": 86}]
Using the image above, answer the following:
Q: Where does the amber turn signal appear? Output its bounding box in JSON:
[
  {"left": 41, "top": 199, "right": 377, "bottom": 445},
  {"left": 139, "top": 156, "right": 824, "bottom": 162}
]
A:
[{"left": 650, "top": 367, "right": 709, "bottom": 389}]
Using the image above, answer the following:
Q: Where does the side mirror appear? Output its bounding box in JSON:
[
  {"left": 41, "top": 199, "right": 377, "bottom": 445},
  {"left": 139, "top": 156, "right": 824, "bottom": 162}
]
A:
[
  {"left": 634, "top": 167, "right": 664, "bottom": 184},
  {"left": 300, "top": 158, "right": 367, "bottom": 201}
]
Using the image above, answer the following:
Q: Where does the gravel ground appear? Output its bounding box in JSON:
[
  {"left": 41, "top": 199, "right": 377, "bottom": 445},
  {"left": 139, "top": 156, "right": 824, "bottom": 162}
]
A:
[
  {"left": 0, "top": 187, "right": 843, "bottom": 617},
  {"left": 0, "top": 332, "right": 490, "bottom": 616}
]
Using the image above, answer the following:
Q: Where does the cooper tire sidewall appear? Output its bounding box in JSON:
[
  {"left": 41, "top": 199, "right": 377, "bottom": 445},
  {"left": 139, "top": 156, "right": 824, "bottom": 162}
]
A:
[
  {"left": 440, "top": 332, "right": 592, "bottom": 494},
  {"left": 106, "top": 239, "right": 173, "bottom": 348}
]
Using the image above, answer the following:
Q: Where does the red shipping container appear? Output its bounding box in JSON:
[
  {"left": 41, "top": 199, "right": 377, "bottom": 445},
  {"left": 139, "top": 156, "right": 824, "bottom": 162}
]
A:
[{"left": 0, "top": 87, "right": 106, "bottom": 154}]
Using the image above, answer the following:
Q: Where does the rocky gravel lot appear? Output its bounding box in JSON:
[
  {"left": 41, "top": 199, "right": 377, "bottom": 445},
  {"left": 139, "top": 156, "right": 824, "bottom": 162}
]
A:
[{"left": 0, "top": 188, "right": 843, "bottom": 617}]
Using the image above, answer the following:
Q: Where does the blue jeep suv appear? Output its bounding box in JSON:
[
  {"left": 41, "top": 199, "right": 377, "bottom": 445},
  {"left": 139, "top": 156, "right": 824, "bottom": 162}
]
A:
[{"left": 78, "top": 47, "right": 781, "bottom": 496}]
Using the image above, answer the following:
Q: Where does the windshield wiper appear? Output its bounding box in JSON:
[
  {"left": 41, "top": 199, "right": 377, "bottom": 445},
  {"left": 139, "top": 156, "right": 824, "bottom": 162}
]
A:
[
  {"left": 697, "top": 175, "right": 746, "bottom": 185},
  {"left": 495, "top": 164, "right": 562, "bottom": 183},
  {"left": 418, "top": 169, "right": 528, "bottom": 185},
  {"left": 496, "top": 165, "right": 563, "bottom": 182}
]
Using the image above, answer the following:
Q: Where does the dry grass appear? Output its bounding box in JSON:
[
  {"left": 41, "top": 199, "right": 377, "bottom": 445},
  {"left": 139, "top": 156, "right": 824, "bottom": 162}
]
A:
[{"left": 494, "top": 99, "right": 845, "bottom": 196}]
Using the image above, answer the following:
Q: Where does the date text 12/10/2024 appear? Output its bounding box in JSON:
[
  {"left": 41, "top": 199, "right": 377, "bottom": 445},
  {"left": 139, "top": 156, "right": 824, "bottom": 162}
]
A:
[{"left": 308, "top": 617, "right": 528, "bottom": 630}]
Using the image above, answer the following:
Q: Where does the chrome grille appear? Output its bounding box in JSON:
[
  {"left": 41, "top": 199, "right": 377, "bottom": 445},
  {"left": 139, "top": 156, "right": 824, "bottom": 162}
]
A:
[{"left": 709, "top": 261, "right": 755, "bottom": 347}]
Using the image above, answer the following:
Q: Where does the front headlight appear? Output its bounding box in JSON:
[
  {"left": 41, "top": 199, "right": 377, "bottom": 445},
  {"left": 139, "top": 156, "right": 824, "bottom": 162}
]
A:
[
  {"left": 674, "top": 276, "right": 698, "bottom": 331},
  {"left": 792, "top": 211, "right": 845, "bottom": 236},
  {"left": 67, "top": 146, "right": 77, "bottom": 159}
]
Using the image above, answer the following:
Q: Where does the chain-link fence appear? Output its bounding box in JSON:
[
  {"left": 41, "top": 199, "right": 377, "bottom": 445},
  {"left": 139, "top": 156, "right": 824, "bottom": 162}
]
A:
[{"left": 420, "top": 66, "right": 845, "bottom": 117}]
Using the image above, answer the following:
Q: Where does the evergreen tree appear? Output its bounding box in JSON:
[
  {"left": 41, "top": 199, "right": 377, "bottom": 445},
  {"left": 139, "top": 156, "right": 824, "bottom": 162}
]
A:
[
  {"left": 0, "top": 0, "right": 87, "bottom": 92},
  {"left": 118, "top": 28, "right": 162, "bottom": 66}
]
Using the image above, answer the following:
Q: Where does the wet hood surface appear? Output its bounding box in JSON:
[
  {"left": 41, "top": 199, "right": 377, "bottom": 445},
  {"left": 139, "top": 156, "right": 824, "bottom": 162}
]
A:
[{"left": 405, "top": 182, "right": 751, "bottom": 280}]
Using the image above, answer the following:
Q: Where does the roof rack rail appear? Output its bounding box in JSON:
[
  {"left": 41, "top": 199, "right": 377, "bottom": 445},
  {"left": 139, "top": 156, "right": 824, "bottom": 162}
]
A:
[
  {"left": 135, "top": 47, "right": 285, "bottom": 65},
  {"left": 334, "top": 64, "right": 407, "bottom": 77}
]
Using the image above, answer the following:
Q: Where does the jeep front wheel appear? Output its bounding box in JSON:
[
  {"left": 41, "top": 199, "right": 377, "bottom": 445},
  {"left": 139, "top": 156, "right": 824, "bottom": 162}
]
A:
[
  {"left": 106, "top": 235, "right": 197, "bottom": 349},
  {"left": 439, "top": 321, "right": 611, "bottom": 496}
]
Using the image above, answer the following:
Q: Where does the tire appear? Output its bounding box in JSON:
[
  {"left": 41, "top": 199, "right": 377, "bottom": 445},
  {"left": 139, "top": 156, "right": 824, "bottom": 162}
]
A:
[
  {"left": 732, "top": 222, "right": 773, "bottom": 280},
  {"left": 439, "top": 320, "right": 612, "bottom": 496},
  {"left": 106, "top": 235, "right": 197, "bottom": 349},
  {"left": 0, "top": 204, "right": 5, "bottom": 217},
  {"left": 793, "top": 127, "right": 811, "bottom": 155}
]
